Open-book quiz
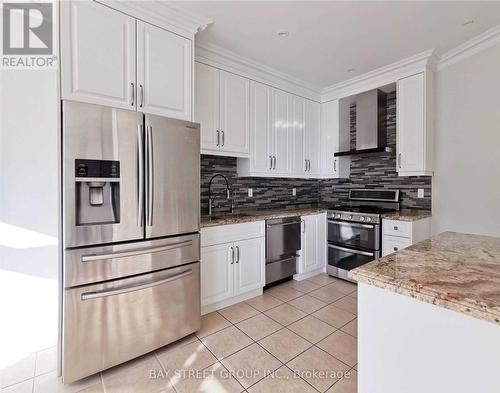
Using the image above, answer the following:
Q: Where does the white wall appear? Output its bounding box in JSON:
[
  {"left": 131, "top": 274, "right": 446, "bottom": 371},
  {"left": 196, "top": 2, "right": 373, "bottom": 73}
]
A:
[
  {"left": 433, "top": 42, "right": 500, "bottom": 237},
  {"left": 0, "top": 55, "right": 59, "bottom": 369}
]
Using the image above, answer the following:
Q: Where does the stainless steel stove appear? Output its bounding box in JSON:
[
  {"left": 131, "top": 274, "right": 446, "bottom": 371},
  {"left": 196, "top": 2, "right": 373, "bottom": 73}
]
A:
[{"left": 327, "top": 189, "right": 399, "bottom": 282}]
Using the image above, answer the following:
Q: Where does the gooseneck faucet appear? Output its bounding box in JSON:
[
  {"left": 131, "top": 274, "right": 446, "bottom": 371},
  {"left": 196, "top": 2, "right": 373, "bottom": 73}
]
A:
[{"left": 207, "top": 174, "right": 233, "bottom": 216}]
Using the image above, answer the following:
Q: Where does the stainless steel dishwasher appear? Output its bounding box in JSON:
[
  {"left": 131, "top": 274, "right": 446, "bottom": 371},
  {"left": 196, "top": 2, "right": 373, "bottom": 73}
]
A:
[{"left": 265, "top": 216, "right": 301, "bottom": 285}]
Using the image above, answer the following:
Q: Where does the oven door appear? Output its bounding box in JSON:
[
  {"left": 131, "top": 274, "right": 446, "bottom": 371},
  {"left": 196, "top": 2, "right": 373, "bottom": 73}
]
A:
[
  {"left": 328, "top": 219, "right": 379, "bottom": 251},
  {"left": 328, "top": 244, "right": 377, "bottom": 272}
]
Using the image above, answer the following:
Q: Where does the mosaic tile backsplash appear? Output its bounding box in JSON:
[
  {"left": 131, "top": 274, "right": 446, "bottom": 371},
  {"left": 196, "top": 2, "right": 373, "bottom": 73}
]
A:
[{"left": 201, "top": 91, "right": 432, "bottom": 215}]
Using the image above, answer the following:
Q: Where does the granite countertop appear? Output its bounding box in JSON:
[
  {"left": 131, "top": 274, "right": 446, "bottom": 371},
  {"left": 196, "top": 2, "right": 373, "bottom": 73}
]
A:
[
  {"left": 381, "top": 209, "right": 432, "bottom": 222},
  {"left": 201, "top": 206, "right": 327, "bottom": 228},
  {"left": 349, "top": 231, "right": 500, "bottom": 325}
]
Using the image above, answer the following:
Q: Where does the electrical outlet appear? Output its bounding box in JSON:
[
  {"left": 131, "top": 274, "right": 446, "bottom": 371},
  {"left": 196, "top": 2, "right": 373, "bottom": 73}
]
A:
[
  {"left": 292, "top": 188, "right": 296, "bottom": 196},
  {"left": 417, "top": 189, "right": 425, "bottom": 198},
  {"left": 248, "top": 188, "right": 253, "bottom": 197}
]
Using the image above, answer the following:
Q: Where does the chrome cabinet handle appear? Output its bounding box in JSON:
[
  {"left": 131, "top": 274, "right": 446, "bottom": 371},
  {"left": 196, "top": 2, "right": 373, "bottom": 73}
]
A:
[
  {"left": 305, "top": 159, "right": 307, "bottom": 172},
  {"left": 221, "top": 130, "right": 225, "bottom": 147},
  {"left": 137, "top": 124, "right": 144, "bottom": 227},
  {"left": 308, "top": 159, "right": 311, "bottom": 171},
  {"left": 235, "top": 246, "right": 240, "bottom": 263},
  {"left": 269, "top": 155, "right": 273, "bottom": 170},
  {"left": 139, "top": 84, "right": 144, "bottom": 108},
  {"left": 81, "top": 268, "right": 193, "bottom": 300},
  {"left": 146, "top": 125, "right": 154, "bottom": 227},
  {"left": 230, "top": 246, "right": 235, "bottom": 264},
  {"left": 398, "top": 153, "right": 402, "bottom": 168},
  {"left": 216, "top": 130, "right": 220, "bottom": 147},
  {"left": 131, "top": 83, "right": 135, "bottom": 106},
  {"left": 273, "top": 156, "right": 276, "bottom": 170},
  {"left": 333, "top": 159, "right": 337, "bottom": 172},
  {"left": 81, "top": 240, "right": 193, "bottom": 262}
]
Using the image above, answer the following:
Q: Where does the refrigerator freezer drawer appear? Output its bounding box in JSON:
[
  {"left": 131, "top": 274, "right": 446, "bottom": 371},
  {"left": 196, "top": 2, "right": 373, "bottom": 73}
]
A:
[
  {"left": 64, "top": 233, "right": 199, "bottom": 287},
  {"left": 62, "top": 262, "right": 200, "bottom": 383}
]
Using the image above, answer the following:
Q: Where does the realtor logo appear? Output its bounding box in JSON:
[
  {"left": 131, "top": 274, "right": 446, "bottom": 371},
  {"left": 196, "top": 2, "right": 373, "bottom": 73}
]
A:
[{"left": 3, "top": 2, "right": 52, "bottom": 54}]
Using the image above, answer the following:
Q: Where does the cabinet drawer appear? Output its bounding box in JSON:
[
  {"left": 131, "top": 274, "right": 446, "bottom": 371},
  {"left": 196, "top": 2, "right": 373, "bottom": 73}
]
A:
[
  {"left": 383, "top": 219, "right": 412, "bottom": 238},
  {"left": 201, "top": 221, "right": 265, "bottom": 247},
  {"left": 383, "top": 236, "right": 412, "bottom": 256}
]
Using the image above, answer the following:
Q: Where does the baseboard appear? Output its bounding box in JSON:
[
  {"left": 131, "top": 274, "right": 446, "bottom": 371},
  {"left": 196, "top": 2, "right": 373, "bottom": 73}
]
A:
[
  {"left": 293, "top": 267, "right": 325, "bottom": 281},
  {"left": 201, "top": 288, "right": 263, "bottom": 315}
]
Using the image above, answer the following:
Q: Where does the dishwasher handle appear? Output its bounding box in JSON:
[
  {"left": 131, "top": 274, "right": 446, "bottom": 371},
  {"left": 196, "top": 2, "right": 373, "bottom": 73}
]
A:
[{"left": 266, "top": 220, "right": 302, "bottom": 228}]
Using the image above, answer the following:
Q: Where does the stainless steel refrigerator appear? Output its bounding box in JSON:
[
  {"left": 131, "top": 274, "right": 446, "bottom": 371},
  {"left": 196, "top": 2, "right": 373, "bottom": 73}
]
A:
[{"left": 61, "top": 101, "right": 200, "bottom": 383}]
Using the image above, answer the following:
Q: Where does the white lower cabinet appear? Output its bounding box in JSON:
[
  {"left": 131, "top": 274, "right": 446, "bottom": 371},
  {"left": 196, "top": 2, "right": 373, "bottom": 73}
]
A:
[
  {"left": 382, "top": 217, "right": 431, "bottom": 257},
  {"left": 201, "top": 221, "right": 265, "bottom": 312},
  {"left": 297, "top": 213, "right": 326, "bottom": 277}
]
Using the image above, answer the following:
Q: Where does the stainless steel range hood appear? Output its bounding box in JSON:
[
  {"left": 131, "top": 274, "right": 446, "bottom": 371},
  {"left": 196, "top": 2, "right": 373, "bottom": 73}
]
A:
[{"left": 334, "top": 89, "right": 391, "bottom": 157}]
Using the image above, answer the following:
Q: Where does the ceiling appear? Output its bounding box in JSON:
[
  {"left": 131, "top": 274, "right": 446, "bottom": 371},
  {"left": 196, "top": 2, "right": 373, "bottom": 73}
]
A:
[{"left": 175, "top": 1, "right": 500, "bottom": 89}]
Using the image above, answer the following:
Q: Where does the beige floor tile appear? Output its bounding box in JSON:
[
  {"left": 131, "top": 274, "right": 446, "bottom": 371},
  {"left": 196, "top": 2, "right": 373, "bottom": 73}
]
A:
[
  {"left": 288, "top": 316, "right": 336, "bottom": 344},
  {"left": 33, "top": 371, "right": 102, "bottom": 393},
  {"left": 1, "top": 379, "right": 33, "bottom": 393},
  {"left": 317, "top": 331, "right": 357, "bottom": 367},
  {"left": 309, "top": 286, "right": 345, "bottom": 303},
  {"left": 247, "top": 365, "right": 317, "bottom": 393},
  {"left": 332, "top": 296, "right": 357, "bottom": 315},
  {"left": 35, "top": 346, "right": 57, "bottom": 376},
  {"left": 245, "top": 294, "right": 283, "bottom": 312},
  {"left": 157, "top": 340, "right": 217, "bottom": 375},
  {"left": 200, "top": 326, "right": 253, "bottom": 360},
  {"left": 285, "top": 279, "right": 322, "bottom": 293},
  {"left": 307, "top": 274, "right": 337, "bottom": 286},
  {"left": 288, "top": 295, "right": 328, "bottom": 314},
  {"left": 286, "top": 346, "right": 349, "bottom": 392},
  {"left": 263, "top": 303, "right": 307, "bottom": 326},
  {"left": 221, "top": 343, "right": 281, "bottom": 389},
  {"left": 312, "top": 305, "right": 356, "bottom": 328},
  {"left": 258, "top": 328, "right": 312, "bottom": 363},
  {"left": 197, "top": 312, "right": 232, "bottom": 338},
  {"left": 340, "top": 319, "right": 357, "bottom": 337},
  {"left": 264, "top": 285, "right": 304, "bottom": 302},
  {"left": 1, "top": 353, "right": 36, "bottom": 388},
  {"left": 326, "top": 370, "right": 357, "bottom": 393},
  {"left": 170, "top": 361, "right": 244, "bottom": 393},
  {"left": 348, "top": 291, "right": 357, "bottom": 299},
  {"left": 102, "top": 354, "right": 173, "bottom": 393},
  {"left": 219, "top": 302, "right": 260, "bottom": 324},
  {"left": 236, "top": 314, "right": 282, "bottom": 341},
  {"left": 328, "top": 280, "right": 357, "bottom": 295}
]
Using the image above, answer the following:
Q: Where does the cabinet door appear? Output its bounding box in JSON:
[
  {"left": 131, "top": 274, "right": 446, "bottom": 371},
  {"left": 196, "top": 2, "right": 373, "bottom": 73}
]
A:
[
  {"left": 234, "top": 237, "right": 265, "bottom": 295},
  {"left": 382, "top": 236, "right": 411, "bottom": 257},
  {"left": 307, "top": 101, "right": 321, "bottom": 175},
  {"left": 316, "top": 213, "right": 327, "bottom": 269},
  {"left": 249, "top": 81, "right": 273, "bottom": 173},
  {"left": 272, "top": 89, "right": 291, "bottom": 174},
  {"left": 137, "top": 21, "right": 192, "bottom": 120},
  {"left": 301, "top": 215, "right": 319, "bottom": 273},
  {"left": 397, "top": 73, "right": 425, "bottom": 174},
  {"left": 60, "top": 1, "right": 136, "bottom": 109},
  {"left": 195, "top": 62, "right": 220, "bottom": 152},
  {"left": 201, "top": 244, "right": 233, "bottom": 306},
  {"left": 290, "top": 95, "right": 307, "bottom": 174},
  {"left": 219, "top": 71, "right": 250, "bottom": 155}
]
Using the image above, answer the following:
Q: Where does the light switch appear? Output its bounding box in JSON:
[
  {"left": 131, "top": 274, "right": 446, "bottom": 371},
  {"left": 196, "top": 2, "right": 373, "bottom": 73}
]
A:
[
  {"left": 417, "top": 189, "right": 425, "bottom": 198},
  {"left": 248, "top": 188, "right": 253, "bottom": 197},
  {"left": 292, "top": 188, "right": 296, "bottom": 196}
]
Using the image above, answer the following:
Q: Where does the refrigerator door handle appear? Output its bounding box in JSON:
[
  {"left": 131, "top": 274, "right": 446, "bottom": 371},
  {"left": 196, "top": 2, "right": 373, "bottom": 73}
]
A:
[
  {"left": 137, "top": 124, "right": 144, "bottom": 227},
  {"left": 146, "top": 125, "right": 154, "bottom": 227},
  {"left": 81, "top": 239, "right": 193, "bottom": 262}
]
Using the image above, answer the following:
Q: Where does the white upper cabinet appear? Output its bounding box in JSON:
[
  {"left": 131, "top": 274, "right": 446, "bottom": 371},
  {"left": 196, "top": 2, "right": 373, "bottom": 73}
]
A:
[
  {"left": 195, "top": 63, "right": 249, "bottom": 157},
  {"left": 61, "top": 1, "right": 193, "bottom": 121},
  {"left": 137, "top": 21, "right": 192, "bottom": 120},
  {"left": 60, "top": 1, "right": 136, "bottom": 109},
  {"left": 306, "top": 101, "right": 321, "bottom": 176},
  {"left": 397, "top": 72, "right": 434, "bottom": 176},
  {"left": 272, "top": 88, "right": 291, "bottom": 174},
  {"left": 290, "top": 95, "right": 307, "bottom": 174},
  {"left": 320, "top": 100, "right": 350, "bottom": 178}
]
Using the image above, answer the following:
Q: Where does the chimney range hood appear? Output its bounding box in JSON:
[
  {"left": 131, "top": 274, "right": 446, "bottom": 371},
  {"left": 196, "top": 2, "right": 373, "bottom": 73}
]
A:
[{"left": 334, "top": 89, "right": 391, "bottom": 157}]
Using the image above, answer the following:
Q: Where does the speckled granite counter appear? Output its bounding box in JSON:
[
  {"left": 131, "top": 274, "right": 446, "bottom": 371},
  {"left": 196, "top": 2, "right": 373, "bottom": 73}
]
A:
[
  {"left": 201, "top": 207, "right": 327, "bottom": 228},
  {"left": 349, "top": 232, "right": 500, "bottom": 325},
  {"left": 381, "top": 209, "right": 432, "bottom": 222}
]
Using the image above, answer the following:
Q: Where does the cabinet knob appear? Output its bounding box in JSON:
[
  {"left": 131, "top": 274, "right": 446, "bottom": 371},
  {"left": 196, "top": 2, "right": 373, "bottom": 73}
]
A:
[
  {"left": 393, "top": 247, "right": 398, "bottom": 251},
  {"left": 394, "top": 226, "right": 398, "bottom": 230}
]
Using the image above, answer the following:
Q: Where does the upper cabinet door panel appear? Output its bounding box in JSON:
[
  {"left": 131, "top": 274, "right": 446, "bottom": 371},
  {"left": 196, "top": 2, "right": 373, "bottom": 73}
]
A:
[
  {"left": 308, "top": 101, "right": 321, "bottom": 175},
  {"left": 290, "top": 96, "right": 307, "bottom": 174},
  {"left": 272, "top": 89, "right": 290, "bottom": 174},
  {"left": 137, "top": 21, "right": 192, "bottom": 120},
  {"left": 195, "top": 62, "right": 220, "bottom": 152},
  {"left": 60, "top": 1, "right": 136, "bottom": 109},
  {"left": 397, "top": 73, "right": 425, "bottom": 173},
  {"left": 249, "top": 81, "right": 272, "bottom": 173},
  {"left": 219, "top": 71, "right": 250, "bottom": 155}
]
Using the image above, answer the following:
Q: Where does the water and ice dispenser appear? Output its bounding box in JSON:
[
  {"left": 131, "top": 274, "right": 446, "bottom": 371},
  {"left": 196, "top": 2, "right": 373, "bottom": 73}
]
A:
[{"left": 75, "top": 159, "right": 121, "bottom": 225}]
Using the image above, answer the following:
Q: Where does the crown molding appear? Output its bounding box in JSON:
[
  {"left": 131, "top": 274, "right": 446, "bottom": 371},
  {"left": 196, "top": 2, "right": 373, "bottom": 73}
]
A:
[
  {"left": 437, "top": 24, "right": 500, "bottom": 71},
  {"left": 195, "top": 42, "right": 322, "bottom": 102},
  {"left": 321, "top": 49, "right": 438, "bottom": 102},
  {"left": 97, "top": 1, "right": 213, "bottom": 38}
]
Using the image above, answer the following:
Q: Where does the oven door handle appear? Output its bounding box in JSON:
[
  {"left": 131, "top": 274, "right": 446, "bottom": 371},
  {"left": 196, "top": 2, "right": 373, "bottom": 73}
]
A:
[
  {"left": 328, "top": 244, "right": 375, "bottom": 257},
  {"left": 327, "top": 220, "right": 375, "bottom": 230}
]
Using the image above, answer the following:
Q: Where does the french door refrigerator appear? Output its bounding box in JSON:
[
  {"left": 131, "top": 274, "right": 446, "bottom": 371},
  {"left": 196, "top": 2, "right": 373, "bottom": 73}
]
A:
[{"left": 61, "top": 101, "right": 200, "bottom": 383}]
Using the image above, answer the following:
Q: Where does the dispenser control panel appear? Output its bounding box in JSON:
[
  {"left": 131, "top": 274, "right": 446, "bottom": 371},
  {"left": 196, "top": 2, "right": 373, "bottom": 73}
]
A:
[{"left": 75, "top": 159, "right": 120, "bottom": 178}]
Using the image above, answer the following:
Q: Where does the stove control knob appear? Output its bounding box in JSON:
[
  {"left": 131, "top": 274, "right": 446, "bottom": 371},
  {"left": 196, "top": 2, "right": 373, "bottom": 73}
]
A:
[
  {"left": 366, "top": 217, "right": 372, "bottom": 222},
  {"left": 359, "top": 216, "right": 365, "bottom": 222},
  {"left": 335, "top": 214, "right": 341, "bottom": 219},
  {"left": 347, "top": 215, "right": 352, "bottom": 220}
]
